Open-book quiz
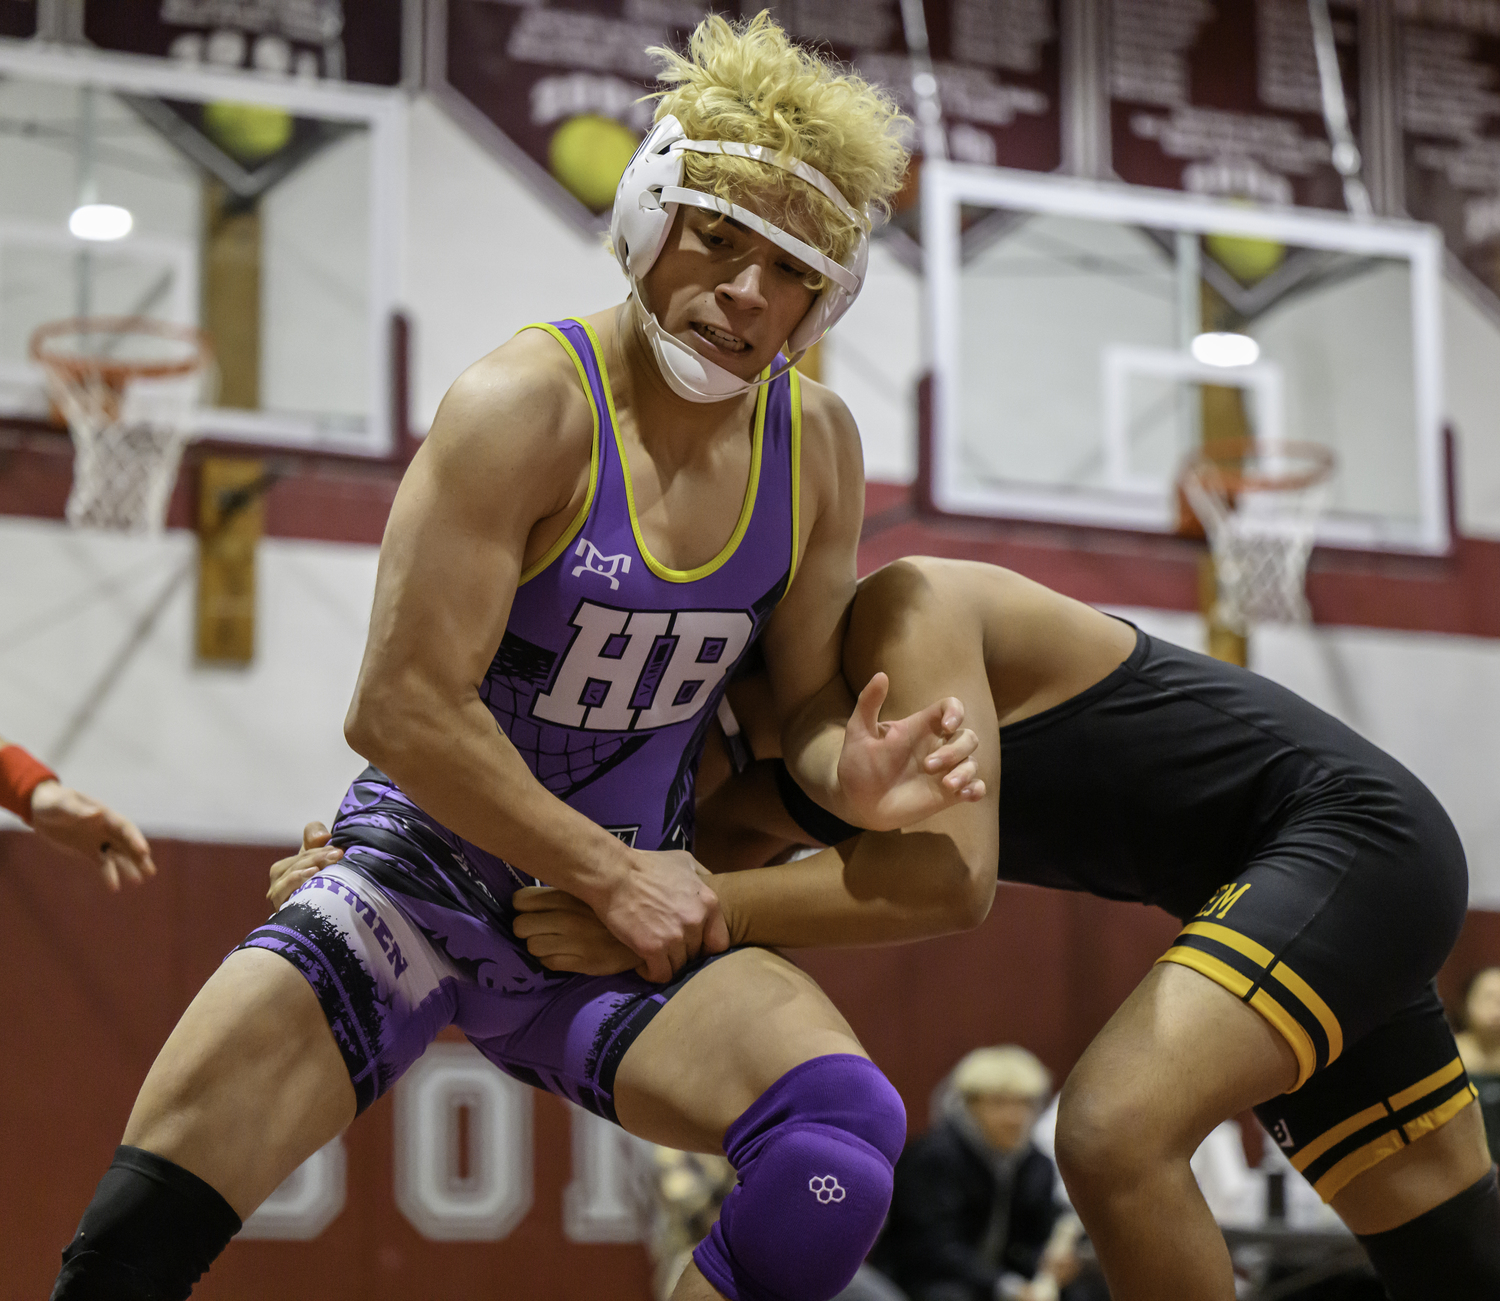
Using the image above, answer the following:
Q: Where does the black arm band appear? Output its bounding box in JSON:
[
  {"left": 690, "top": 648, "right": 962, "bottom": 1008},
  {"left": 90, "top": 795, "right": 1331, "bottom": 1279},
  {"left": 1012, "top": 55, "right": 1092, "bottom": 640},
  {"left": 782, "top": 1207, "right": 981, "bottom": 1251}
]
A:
[{"left": 772, "top": 760, "right": 863, "bottom": 846}]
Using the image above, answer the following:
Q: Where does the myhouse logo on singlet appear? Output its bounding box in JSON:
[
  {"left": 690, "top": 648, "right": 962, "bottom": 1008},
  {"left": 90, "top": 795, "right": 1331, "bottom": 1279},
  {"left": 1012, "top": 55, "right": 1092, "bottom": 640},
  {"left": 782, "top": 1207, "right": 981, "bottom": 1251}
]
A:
[{"left": 532, "top": 599, "right": 753, "bottom": 732}]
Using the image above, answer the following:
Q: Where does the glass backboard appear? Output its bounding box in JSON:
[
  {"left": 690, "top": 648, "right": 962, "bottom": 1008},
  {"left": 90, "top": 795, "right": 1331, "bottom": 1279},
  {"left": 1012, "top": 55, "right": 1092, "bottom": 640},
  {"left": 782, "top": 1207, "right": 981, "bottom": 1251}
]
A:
[
  {"left": 0, "top": 39, "right": 404, "bottom": 455},
  {"left": 923, "top": 161, "right": 1447, "bottom": 553}
]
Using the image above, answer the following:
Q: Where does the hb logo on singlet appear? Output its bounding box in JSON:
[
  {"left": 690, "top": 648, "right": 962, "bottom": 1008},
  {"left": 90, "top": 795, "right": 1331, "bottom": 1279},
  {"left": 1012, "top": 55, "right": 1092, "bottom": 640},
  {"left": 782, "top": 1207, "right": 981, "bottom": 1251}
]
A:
[{"left": 532, "top": 599, "right": 754, "bottom": 732}]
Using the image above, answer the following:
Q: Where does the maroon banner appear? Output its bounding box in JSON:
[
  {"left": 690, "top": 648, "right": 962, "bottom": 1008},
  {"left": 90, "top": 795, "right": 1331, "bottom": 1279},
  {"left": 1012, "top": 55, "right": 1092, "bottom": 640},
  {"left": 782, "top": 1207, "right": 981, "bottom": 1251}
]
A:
[
  {"left": 1108, "top": 0, "right": 1360, "bottom": 211},
  {"left": 0, "top": 0, "right": 37, "bottom": 39},
  {"left": 436, "top": 0, "right": 1062, "bottom": 228},
  {"left": 83, "top": 0, "right": 403, "bottom": 86},
  {"left": 1398, "top": 4, "right": 1500, "bottom": 303}
]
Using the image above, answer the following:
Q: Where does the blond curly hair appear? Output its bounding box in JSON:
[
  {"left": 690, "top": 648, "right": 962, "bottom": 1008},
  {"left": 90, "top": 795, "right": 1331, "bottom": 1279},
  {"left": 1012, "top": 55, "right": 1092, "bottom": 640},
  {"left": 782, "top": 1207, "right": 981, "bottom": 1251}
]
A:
[{"left": 648, "top": 10, "right": 910, "bottom": 277}]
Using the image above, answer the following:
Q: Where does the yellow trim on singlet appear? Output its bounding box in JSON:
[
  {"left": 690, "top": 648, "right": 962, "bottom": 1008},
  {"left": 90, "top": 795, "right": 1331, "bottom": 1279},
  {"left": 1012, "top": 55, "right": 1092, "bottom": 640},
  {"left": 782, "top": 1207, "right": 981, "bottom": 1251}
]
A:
[
  {"left": 1268, "top": 959, "right": 1344, "bottom": 1067},
  {"left": 579, "top": 317, "right": 767, "bottom": 584},
  {"left": 1290, "top": 1102, "right": 1389, "bottom": 1174},
  {"left": 1389, "top": 1055, "right": 1466, "bottom": 1113},
  {"left": 514, "top": 322, "right": 602, "bottom": 585},
  {"left": 1157, "top": 945, "right": 1253, "bottom": 998},
  {"left": 1173, "top": 920, "right": 1344, "bottom": 1071},
  {"left": 1291, "top": 1066, "right": 1477, "bottom": 1202},
  {"left": 1402, "top": 1082, "right": 1478, "bottom": 1146},
  {"left": 787, "top": 366, "right": 803, "bottom": 590},
  {"left": 1247, "top": 988, "right": 1318, "bottom": 1091},
  {"left": 1179, "top": 920, "right": 1274, "bottom": 967},
  {"left": 1158, "top": 937, "right": 1322, "bottom": 1090},
  {"left": 1312, "top": 1093, "right": 1486, "bottom": 1203},
  {"left": 1311, "top": 1130, "right": 1409, "bottom": 1202}
]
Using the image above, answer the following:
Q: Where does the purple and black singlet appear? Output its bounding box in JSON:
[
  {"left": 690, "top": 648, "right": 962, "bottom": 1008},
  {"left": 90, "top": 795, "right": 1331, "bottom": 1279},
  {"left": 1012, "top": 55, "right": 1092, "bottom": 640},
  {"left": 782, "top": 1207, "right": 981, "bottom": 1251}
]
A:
[{"left": 241, "top": 318, "right": 802, "bottom": 1119}]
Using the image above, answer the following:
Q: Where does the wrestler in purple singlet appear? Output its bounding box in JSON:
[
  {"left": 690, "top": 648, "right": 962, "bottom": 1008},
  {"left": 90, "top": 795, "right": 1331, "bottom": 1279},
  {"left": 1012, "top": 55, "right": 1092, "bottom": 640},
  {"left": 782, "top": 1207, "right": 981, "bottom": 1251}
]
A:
[{"left": 240, "top": 318, "right": 802, "bottom": 1120}]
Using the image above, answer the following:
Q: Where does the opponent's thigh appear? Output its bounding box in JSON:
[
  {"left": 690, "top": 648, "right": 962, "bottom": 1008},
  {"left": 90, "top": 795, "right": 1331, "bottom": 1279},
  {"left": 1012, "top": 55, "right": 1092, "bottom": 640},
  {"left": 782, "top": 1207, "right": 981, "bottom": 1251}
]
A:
[
  {"left": 124, "top": 946, "right": 355, "bottom": 1218},
  {"left": 1059, "top": 960, "right": 1299, "bottom": 1162},
  {"left": 612, "top": 947, "right": 865, "bottom": 1151}
]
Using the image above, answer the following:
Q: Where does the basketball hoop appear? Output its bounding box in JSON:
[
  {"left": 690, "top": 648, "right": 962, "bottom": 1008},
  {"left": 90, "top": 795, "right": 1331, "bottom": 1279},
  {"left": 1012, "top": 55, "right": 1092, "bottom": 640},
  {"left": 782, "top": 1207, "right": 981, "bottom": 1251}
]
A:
[
  {"left": 1180, "top": 438, "right": 1335, "bottom": 635},
  {"left": 30, "top": 317, "right": 213, "bottom": 533}
]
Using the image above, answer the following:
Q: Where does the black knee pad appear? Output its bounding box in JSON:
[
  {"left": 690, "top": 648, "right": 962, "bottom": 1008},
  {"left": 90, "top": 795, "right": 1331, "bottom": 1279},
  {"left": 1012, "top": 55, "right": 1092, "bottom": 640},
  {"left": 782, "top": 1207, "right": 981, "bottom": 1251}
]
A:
[
  {"left": 1356, "top": 1167, "right": 1500, "bottom": 1301},
  {"left": 51, "top": 1146, "right": 241, "bottom": 1301}
]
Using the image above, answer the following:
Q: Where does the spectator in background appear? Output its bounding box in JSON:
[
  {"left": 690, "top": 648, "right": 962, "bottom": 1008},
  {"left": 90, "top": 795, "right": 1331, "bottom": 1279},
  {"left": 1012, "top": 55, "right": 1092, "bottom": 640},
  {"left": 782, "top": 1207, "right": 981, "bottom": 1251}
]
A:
[
  {"left": 636, "top": 1145, "right": 738, "bottom": 1301},
  {"left": 0, "top": 732, "right": 154, "bottom": 890},
  {"left": 870, "top": 1046, "right": 1104, "bottom": 1301},
  {"left": 1456, "top": 967, "right": 1500, "bottom": 1165}
]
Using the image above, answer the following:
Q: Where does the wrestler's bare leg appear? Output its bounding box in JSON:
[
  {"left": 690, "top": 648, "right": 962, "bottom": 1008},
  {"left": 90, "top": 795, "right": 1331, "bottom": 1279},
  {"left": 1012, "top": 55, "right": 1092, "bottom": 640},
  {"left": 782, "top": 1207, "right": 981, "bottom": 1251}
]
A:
[
  {"left": 1055, "top": 962, "right": 1300, "bottom": 1301},
  {"left": 613, "top": 945, "right": 872, "bottom": 1301},
  {"left": 1056, "top": 962, "right": 1492, "bottom": 1301},
  {"left": 122, "top": 947, "right": 355, "bottom": 1218}
]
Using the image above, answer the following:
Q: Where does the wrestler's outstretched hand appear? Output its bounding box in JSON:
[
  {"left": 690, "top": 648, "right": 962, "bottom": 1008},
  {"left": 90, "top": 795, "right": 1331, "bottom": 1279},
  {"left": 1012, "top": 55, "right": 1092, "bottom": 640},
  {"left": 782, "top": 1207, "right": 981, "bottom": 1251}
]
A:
[
  {"left": 594, "top": 849, "right": 730, "bottom": 984},
  {"left": 29, "top": 779, "right": 157, "bottom": 892},
  {"left": 835, "top": 672, "right": 984, "bottom": 832},
  {"left": 266, "top": 821, "right": 344, "bottom": 911},
  {"left": 513, "top": 886, "right": 640, "bottom": 977}
]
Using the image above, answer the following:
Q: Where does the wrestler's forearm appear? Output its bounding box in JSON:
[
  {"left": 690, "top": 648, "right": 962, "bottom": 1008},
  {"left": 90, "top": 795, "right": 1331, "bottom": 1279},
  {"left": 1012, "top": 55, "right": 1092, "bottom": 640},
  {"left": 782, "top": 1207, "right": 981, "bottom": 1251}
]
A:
[
  {"left": 779, "top": 673, "right": 858, "bottom": 821},
  {"left": 348, "top": 689, "right": 632, "bottom": 901},
  {"left": 712, "top": 829, "right": 995, "bottom": 949}
]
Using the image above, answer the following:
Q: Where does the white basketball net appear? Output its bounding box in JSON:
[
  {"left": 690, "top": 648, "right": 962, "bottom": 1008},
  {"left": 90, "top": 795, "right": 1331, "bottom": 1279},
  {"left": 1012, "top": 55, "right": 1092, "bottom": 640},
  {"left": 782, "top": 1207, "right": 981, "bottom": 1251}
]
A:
[
  {"left": 33, "top": 322, "right": 207, "bottom": 534},
  {"left": 1181, "top": 446, "right": 1334, "bottom": 635}
]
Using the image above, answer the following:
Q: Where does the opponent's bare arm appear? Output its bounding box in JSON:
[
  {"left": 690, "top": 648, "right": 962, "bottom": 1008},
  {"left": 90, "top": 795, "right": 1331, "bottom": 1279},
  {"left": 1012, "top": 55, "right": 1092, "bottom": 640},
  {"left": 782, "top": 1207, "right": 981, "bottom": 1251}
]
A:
[
  {"left": 344, "top": 335, "right": 724, "bottom": 980},
  {"left": 714, "top": 556, "right": 999, "bottom": 944},
  {"left": 763, "top": 382, "right": 983, "bottom": 831}
]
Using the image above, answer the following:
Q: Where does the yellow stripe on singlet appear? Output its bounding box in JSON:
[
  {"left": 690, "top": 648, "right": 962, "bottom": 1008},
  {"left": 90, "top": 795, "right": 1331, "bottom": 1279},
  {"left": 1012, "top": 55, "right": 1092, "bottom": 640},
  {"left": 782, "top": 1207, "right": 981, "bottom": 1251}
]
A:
[
  {"left": 786, "top": 366, "right": 803, "bottom": 590},
  {"left": 1291, "top": 1102, "right": 1390, "bottom": 1174},
  {"left": 1389, "top": 1055, "right": 1466, "bottom": 1113},
  {"left": 1267, "top": 959, "right": 1344, "bottom": 1067},
  {"left": 514, "top": 322, "right": 601, "bottom": 585},
  {"left": 1307, "top": 1085, "right": 1478, "bottom": 1201},
  {"left": 1291, "top": 1060, "right": 1476, "bottom": 1201},
  {"left": 1247, "top": 989, "right": 1319, "bottom": 1091},
  {"left": 1179, "top": 920, "right": 1275, "bottom": 967},
  {"left": 583, "top": 317, "right": 768, "bottom": 584},
  {"left": 1156, "top": 945, "right": 1253, "bottom": 998},
  {"left": 1401, "top": 1083, "right": 1479, "bottom": 1147},
  {"left": 1174, "top": 921, "right": 1343, "bottom": 1072},
  {"left": 1311, "top": 1130, "right": 1410, "bottom": 1202}
]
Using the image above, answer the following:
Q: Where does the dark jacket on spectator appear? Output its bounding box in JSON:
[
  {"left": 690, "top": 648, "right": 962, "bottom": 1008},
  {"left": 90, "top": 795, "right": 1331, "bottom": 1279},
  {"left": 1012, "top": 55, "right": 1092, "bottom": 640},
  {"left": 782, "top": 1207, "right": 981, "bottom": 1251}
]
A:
[{"left": 870, "top": 1103, "right": 1061, "bottom": 1301}]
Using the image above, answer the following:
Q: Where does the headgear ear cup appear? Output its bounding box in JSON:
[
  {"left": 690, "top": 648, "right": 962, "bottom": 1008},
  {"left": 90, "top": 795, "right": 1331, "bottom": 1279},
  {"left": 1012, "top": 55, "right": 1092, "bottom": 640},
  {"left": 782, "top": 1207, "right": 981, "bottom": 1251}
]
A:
[
  {"left": 611, "top": 115, "right": 689, "bottom": 282},
  {"left": 787, "top": 228, "right": 868, "bottom": 353}
]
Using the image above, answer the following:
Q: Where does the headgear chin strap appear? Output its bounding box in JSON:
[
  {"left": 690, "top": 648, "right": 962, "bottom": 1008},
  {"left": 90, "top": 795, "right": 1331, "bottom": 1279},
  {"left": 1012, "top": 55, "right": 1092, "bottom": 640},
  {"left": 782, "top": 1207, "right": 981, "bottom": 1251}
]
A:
[
  {"left": 630, "top": 288, "right": 785, "bottom": 404},
  {"left": 611, "top": 114, "right": 871, "bottom": 403}
]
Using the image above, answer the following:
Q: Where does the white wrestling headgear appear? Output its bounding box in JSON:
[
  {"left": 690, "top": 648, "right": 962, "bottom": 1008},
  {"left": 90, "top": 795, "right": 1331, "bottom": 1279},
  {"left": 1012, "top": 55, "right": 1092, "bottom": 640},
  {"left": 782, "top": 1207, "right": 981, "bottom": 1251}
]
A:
[{"left": 609, "top": 113, "right": 870, "bottom": 403}]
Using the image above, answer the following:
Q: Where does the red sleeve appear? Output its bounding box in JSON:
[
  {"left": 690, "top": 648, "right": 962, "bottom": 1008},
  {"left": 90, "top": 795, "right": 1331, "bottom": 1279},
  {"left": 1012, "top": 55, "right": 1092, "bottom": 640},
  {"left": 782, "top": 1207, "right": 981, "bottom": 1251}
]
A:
[{"left": 0, "top": 745, "right": 58, "bottom": 824}]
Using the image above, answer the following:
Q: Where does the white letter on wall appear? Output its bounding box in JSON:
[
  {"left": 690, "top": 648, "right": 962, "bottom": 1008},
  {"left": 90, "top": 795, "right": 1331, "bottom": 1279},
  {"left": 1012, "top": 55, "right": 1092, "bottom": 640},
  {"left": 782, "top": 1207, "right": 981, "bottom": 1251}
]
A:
[
  {"left": 240, "top": 1137, "right": 347, "bottom": 1241},
  {"left": 564, "top": 1102, "right": 648, "bottom": 1243},
  {"left": 394, "top": 1043, "right": 533, "bottom": 1241}
]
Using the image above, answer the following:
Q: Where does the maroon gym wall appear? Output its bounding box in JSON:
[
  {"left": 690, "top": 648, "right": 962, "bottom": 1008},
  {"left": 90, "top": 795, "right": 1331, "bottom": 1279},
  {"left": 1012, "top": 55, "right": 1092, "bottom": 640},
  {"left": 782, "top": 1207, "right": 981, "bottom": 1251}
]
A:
[{"left": 4, "top": 829, "right": 1497, "bottom": 1301}]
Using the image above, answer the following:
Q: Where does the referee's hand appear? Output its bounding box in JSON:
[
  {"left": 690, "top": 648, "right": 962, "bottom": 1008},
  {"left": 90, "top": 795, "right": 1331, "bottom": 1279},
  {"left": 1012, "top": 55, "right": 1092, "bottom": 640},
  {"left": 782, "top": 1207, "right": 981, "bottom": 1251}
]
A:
[{"left": 29, "top": 780, "right": 156, "bottom": 892}]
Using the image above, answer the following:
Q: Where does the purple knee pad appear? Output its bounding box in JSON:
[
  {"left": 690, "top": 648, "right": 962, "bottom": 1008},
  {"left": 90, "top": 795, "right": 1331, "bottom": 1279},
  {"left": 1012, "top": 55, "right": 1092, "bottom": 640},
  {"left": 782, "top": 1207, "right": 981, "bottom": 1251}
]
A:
[{"left": 693, "top": 1054, "right": 906, "bottom": 1301}]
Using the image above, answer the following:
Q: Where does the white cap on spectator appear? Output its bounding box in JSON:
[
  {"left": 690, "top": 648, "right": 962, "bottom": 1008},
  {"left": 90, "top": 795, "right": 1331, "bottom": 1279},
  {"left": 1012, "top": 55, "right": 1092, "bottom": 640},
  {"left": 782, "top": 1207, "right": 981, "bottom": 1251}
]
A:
[{"left": 952, "top": 1046, "right": 1052, "bottom": 1100}]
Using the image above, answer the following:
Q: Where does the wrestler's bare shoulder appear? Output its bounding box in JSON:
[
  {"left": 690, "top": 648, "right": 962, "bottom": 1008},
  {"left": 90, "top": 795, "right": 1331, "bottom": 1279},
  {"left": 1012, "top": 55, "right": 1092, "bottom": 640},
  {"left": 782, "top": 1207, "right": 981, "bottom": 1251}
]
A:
[
  {"left": 791, "top": 373, "right": 862, "bottom": 509},
  {"left": 423, "top": 328, "right": 596, "bottom": 488}
]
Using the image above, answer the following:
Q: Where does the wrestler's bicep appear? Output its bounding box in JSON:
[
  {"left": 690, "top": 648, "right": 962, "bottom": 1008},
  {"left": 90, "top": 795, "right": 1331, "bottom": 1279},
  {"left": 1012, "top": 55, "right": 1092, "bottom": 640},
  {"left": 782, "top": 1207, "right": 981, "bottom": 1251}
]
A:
[
  {"left": 760, "top": 385, "right": 864, "bottom": 723},
  {"left": 353, "top": 347, "right": 587, "bottom": 709}
]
